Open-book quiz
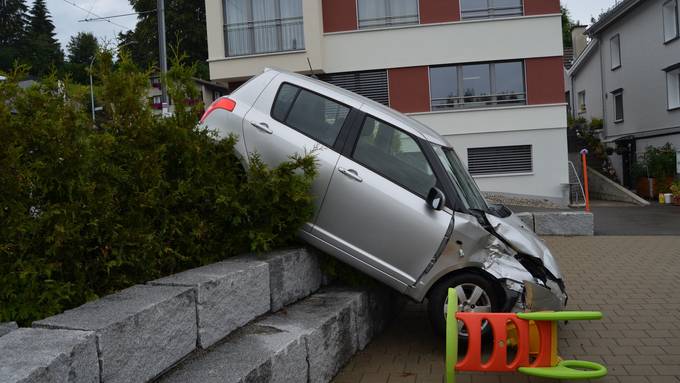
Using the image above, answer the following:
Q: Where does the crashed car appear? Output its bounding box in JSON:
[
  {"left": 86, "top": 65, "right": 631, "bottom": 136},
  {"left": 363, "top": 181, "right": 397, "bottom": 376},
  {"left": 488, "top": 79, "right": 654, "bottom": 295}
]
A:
[{"left": 200, "top": 68, "right": 567, "bottom": 335}]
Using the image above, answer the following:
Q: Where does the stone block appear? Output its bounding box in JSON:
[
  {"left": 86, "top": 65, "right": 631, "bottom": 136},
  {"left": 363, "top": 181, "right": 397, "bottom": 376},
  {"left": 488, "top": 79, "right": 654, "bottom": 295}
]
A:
[
  {"left": 515, "top": 212, "right": 535, "bottom": 232},
  {"left": 33, "top": 284, "right": 196, "bottom": 383},
  {"left": 0, "top": 328, "right": 98, "bottom": 383},
  {"left": 158, "top": 323, "right": 308, "bottom": 383},
  {"left": 534, "top": 211, "right": 594, "bottom": 236},
  {"left": 150, "top": 258, "right": 270, "bottom": 348},
  {"left": 0, "top": 321, "right": 18, "bottom": 337},
  {"left": 259, "top": 288, "right": 361, "bottom": 383},
  {"left": 259, "top": 248, "right": 322, "bottom": 311}
]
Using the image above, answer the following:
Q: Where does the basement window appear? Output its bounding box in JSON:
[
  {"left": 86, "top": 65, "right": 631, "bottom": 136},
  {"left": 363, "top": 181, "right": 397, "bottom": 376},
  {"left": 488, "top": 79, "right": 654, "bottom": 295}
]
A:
[{"left": 467, "top": 145, "right": 533, "bottom": 176}]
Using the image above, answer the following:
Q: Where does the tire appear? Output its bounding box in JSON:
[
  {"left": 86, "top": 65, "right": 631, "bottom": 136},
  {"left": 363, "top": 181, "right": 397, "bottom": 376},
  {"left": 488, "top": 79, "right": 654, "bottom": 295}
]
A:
[{"left": 427, "top": 272, "right": 503, "bottom": 337}]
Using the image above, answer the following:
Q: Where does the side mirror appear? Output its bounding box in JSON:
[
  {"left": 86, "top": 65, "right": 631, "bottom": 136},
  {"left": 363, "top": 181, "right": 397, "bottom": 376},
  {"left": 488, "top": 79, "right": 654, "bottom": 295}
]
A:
[{"left": 426, "top": 187, "right": 446, "bottom": 211}]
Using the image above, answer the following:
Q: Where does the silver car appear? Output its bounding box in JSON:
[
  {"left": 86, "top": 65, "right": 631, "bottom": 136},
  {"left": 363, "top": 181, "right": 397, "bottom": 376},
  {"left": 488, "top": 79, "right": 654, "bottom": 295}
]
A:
[{"left": 200, "top": 68, "right": 567, "bottom": 335}]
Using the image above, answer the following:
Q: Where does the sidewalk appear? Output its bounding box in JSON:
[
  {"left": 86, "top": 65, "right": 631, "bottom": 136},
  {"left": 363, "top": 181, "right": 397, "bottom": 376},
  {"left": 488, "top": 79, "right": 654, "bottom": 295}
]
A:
[{"left": 332, "top": 236, "right": 680, "bottom": 383}]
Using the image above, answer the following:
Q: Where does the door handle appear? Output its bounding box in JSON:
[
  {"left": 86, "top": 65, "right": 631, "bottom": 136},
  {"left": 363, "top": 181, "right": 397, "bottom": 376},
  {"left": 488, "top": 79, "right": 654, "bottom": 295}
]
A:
[
  {"left": 338, "top": 167, "right": 363, "bottom": 182},
  {"left": 250, "top": 121, "right": 273, "bottom": 134}
]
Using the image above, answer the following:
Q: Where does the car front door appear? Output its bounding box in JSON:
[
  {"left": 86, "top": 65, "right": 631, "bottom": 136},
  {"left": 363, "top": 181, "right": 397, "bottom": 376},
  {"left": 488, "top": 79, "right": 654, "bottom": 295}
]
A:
[
  {"left": 242, "top": 78, "right": 358, "bottom": 227},
  {"left": 313, "top": 114, "right": 453, "bottom": 286}
]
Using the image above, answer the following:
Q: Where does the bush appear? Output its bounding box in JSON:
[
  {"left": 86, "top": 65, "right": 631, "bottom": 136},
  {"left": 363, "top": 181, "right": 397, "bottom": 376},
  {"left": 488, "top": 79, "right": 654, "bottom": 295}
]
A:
[{"left": 0, "top": 53, "right": 317, "bottom": 325}]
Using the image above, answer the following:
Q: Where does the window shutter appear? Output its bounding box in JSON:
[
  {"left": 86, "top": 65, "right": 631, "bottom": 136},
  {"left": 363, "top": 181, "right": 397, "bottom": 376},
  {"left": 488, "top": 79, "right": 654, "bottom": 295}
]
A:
[
  {"left": 319, "top": 70, "right": 389, "bottom": 105},
  {"left": 467, "top": 145, "right": 533, "bottom": 175}
]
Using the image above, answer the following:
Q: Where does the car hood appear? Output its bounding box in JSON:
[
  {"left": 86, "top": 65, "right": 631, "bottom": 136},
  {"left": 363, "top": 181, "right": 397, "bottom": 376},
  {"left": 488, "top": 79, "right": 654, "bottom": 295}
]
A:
[{"left": 485, "top": 212, "right": 563, "bottom": 279}]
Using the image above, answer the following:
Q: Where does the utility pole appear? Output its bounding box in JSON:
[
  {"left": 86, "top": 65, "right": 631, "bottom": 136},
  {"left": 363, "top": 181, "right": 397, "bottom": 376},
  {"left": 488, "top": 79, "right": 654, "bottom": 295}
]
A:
[{"left": 157, "top": 0, "right": 169, "bottom": 116}]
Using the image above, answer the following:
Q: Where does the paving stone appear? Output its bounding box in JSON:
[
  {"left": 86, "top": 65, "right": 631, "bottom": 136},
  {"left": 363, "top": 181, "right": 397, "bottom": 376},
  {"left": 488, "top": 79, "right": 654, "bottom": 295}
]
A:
[
  {"left": 150, "top": 257, "right": 270, "bottom": 348},
  {"left": 0, "top": 321, "right": 18, "bottom": 337},
  {"left": 259, "top": 248, "right": 322, "bottom": 311},
  {"left": 533, "top": 211, "right": 594, "bottom": 236},
  {"left": 0, "top": 328, "right": 98, "bottom": 383},
  {"left": 33, "top": 284, "right": 196, "bottom": 383}
]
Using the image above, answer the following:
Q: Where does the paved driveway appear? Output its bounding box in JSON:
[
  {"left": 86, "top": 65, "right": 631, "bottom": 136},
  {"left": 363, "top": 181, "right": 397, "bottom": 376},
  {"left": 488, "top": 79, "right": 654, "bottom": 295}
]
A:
[{"left": 332, "top": 236, "right": 680, "bottom": 383}]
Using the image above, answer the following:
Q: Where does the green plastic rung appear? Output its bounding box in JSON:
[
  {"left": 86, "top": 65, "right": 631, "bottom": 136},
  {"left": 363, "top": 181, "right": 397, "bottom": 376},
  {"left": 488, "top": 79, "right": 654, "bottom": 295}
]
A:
[
  {"left": 517, "top": 311, "right": 603, "bottom": 321},
  {"left": 519, "top": 360, "right": 608, "bottom": 380},
  {"left": 445, "top": 288, "right": 458, "bottom": 383}
]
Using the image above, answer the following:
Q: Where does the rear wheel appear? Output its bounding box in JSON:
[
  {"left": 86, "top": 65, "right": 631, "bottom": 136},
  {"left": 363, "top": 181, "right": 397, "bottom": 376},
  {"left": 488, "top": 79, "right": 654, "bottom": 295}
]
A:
[{"left": 427, "top": 272, "right": 503, "bottom": 337}]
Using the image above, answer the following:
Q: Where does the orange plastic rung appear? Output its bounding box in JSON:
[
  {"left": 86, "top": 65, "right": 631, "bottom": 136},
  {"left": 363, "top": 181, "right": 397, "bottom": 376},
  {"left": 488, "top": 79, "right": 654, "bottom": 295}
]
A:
[{"left": 455, "top": 313, "right": 531, "bottom": 372}]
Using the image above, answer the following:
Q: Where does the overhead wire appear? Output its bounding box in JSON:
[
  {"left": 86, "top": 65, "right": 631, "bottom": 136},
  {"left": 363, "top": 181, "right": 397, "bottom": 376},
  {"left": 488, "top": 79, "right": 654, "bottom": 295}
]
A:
[{"left": 59, "top": 0, "right": 131, "bottom": 29}]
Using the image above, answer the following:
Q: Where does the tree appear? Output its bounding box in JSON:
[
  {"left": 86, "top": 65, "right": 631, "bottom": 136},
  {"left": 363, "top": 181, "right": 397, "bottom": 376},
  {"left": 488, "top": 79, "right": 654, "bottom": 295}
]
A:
[
  {"left": 65, "top": 32, "right": 99, "bottom": 83},
  {"left": 120, "top": 0, "right": 208, "bottom": 78},
  {"left": 561, "top": 6, "right": 574, "bottom": 49},
  {"left": 24, "top": 0, "right": 63, "bottom": 77},
  {"left": 0, "top": 0, "right": 29, "bottom": 72}
]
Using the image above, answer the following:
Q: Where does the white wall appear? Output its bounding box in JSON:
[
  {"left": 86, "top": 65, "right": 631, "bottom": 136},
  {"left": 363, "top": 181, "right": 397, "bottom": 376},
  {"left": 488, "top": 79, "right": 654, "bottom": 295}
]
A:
[
  {"left": 569, "top": 47, "right": 604, "bottom": 122},
  {"left": 412, "top": 105, "right": 569, "bottom": 202},
  {"left": 322, "top": 15, "right": 563, "bottom": 72}
]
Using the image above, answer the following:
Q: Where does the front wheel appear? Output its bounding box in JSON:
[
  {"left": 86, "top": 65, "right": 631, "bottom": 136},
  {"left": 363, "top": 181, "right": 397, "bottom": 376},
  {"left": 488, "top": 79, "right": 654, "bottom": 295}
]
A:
[{"left": 427, "top": 272, "right": 503, "bottom": 337}]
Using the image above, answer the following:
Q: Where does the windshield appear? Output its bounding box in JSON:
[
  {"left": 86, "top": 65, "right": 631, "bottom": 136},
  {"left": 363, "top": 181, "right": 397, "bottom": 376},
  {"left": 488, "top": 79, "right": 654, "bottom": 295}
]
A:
[{"left": 432, "top": 145, "right": 488, "bottom": 212}]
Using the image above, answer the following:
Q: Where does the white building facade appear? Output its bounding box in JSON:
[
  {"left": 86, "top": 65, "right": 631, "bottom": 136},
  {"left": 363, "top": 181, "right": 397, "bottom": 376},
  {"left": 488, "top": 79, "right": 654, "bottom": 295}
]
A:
[{"left": 205, "top": 0, "right": 569, "bottom": 205}]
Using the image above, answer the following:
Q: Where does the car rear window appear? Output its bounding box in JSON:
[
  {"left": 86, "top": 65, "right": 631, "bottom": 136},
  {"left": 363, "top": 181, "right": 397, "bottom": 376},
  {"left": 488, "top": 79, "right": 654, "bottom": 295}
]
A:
[{"left": 271, "top": 83, "right": 350, "bottom": 147}]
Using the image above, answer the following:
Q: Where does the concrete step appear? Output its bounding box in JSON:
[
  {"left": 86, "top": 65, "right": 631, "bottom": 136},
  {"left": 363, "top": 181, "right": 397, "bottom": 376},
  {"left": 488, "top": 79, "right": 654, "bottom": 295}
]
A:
[{"left": 157, "top": 287, "right": 394, "bottom": 383}]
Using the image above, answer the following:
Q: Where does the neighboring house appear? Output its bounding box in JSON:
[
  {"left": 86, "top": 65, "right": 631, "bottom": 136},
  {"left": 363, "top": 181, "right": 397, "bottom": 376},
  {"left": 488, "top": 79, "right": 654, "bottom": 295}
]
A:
[
  {"left": 205, "top": 0, "right": 569, "bottom": 206},
  {"left": 147, "top": 75, "right": 229, "bottom": 115},
  {"left": 566, "top": 0, "right": 680, "bottom": 188}
]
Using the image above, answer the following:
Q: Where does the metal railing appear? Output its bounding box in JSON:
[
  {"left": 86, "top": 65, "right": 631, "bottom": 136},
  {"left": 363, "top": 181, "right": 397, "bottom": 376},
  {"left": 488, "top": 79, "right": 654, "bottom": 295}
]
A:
[
  {"left": 461, "top": 5, "right": 523, "bottom": 19},
  {"left": 358, "top": 14, "right": 419, "bottom": 28},
  {"left": 224, "top": 16, "right": 304, "bottom": 57},
  {"left": 431, "top": 92, "right": 526, "bottom": 110},
  {"left": 568, "top": 161, "right": 586, "bottom": 207}
]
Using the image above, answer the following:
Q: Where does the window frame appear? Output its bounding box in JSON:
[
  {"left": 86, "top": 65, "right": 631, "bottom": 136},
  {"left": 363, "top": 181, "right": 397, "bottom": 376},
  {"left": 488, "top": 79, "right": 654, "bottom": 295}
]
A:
[
  {"left": 223, "top": 0, "right": 305, "bottom": 58},
  {"left": 578, "top": 90, "right": 586, "bottom": 114},
  {"left": 610, "top": 34, "right": 622, "bottom": 70},
  {"left": 611, "top": 89, "right": 624, "bottom": 123},
  {"left": 356, "top": 0, "right": 420, "bottom": 30},
  {"left": 269, "top": 82, "right": 353, "bottom": 149},
  {"left": 663, "top": 0, "right": 680, "bottom": 44},
  {"left": 349, "top": 114, "right": 440, "bottom": 200},
  {"left": 665, "top": 64, "right": 680, "bottom": 111},
  {"left": 460, "top": 0, "right": 524, "bottom": 20},
  {"left": 429, "top": 60, "right": 527, "bottom": 111}
]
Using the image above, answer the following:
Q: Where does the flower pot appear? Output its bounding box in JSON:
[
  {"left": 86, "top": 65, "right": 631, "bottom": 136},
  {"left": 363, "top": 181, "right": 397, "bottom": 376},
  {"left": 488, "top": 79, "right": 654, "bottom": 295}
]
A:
[
  {"left": 673, "top": 195, "right": 680, "bottom": 206},
  {"left": 664, "top": 193, "right": 673, "bottom": 204},
  {"left": 636, "top": 177, "right": 657, "bottom": 199}
]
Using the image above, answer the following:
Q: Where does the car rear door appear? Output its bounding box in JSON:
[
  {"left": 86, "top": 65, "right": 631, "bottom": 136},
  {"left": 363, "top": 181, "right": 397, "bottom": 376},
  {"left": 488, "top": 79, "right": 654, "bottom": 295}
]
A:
[
  {"left": 313, "top": 112, "right": 453, "bottom": 286},
  {"left": 242, "top": 76, "right": 360, "bottom": 227}
]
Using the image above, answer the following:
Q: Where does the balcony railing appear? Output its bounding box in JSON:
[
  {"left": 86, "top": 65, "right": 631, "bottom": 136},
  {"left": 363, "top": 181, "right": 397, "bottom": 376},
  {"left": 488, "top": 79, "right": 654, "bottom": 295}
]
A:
[
  {"left": 461, "top": 5, "right": 523, "bottom": 20},
  {"left": 431, "top": 92, "right": 526, "bottom": 110},
  {"left": 358, "top": 13, "right": 419, "bottom": 29},
  {"left": 224, "top": 16, "right": 304, "bottom": 57}
]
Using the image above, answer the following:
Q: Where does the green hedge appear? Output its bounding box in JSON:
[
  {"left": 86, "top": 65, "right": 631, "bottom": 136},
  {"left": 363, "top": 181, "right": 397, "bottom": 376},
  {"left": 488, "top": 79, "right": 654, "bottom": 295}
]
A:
[{"left": 0, "top": 54, "right": 317, "bottom": 325}]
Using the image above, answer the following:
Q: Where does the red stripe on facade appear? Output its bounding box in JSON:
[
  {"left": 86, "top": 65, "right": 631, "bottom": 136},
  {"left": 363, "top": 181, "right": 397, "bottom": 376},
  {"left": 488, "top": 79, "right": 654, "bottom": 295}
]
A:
[
  {"left": 388, "top": 66, "right": 430, "bottom": 113},
  {"left": 523, "top": 0, "right": 561, "bottom": 16},
  {"left": 525, "top": 56, "right": 565, "bottom": 105},
  {"left": 322, "top": 0, "right": 357, "bottom": 33},
  {"left": 419, "top": 0, "right": 460, "bottom": 24}
]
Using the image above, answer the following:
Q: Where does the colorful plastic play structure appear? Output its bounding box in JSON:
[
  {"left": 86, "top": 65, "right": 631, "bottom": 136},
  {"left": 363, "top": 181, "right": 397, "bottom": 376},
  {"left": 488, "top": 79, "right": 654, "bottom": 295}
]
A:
[{"left": 446, "top": 288, "right": 608, "bottom": 382}]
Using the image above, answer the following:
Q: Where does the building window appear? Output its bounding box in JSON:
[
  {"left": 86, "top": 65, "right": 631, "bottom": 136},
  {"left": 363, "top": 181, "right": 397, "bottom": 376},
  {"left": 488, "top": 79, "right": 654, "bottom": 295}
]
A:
[
  {"left": 467, "top": 145, "right": 532, "bottom": 176},
  {"left": 318, "top": 70, "right": 389, "bottom": 105},
  {"left": 429, "top": 61, "right": 525, "bottom": 110},
  {"left": 578, "top": 90, "right": 586, "bottom": 113},
  {"left": 610, "top": 34, "right": 621, "bottom": 70},
  {"left": 357, "top": 0, "right": 419, "bottom": 29},
  {"left": 666, "top": 65, "right": 680, "bottom": 110},
  {"left": 663, "top": 0, "right": 679, "bottom": 43},
  {"left": 271, "top": 83, "right": 351, "bottom": 147},
  {"left": 461, "top": 0, "right": 523, "bottom": 20},
  {"left": 612, "top": 89, "right": 624, "bottom": 122},
  {"left": 223, "top": 0, "right": 304, "bottom": 57},
  {"left": 565, "top": 91, "right": 571, "bottom": 116}
]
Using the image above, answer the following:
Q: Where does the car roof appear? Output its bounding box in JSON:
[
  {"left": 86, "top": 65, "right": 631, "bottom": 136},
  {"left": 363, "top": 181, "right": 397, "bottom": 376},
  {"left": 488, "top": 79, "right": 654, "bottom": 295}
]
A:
[{"left": 265, "top": 68, "right": 449, "bottom": 147}]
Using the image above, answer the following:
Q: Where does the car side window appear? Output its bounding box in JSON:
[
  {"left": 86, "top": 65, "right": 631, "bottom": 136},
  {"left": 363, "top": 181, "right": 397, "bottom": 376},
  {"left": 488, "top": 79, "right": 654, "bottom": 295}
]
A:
[
  {"left": 353, "top": 116, "right": 436, "bottom": 198},
  {"left": 271, "top": 83, "right": 350, "bottom": 147}
]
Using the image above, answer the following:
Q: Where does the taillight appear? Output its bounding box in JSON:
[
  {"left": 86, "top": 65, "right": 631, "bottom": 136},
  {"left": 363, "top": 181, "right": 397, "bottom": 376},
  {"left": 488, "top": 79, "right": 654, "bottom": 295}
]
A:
[{"left": 200, "top": 97, "right": 236, "bottom": 123}]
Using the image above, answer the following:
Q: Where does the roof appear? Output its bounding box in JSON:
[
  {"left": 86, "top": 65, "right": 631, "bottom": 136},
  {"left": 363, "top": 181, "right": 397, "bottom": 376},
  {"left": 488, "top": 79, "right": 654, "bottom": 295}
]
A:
[
  {"left": 586, "top": 0, "right": 645, "bottom": 36},
  {"left": 566, "top": 39, "right": 599, "bottom": 76}
]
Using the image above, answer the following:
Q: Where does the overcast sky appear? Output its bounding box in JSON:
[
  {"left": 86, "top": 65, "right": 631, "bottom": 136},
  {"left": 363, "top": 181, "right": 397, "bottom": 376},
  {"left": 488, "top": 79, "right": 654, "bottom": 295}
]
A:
[{"left": 43, "top": 0, "right": 618, "bottom": 55}]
